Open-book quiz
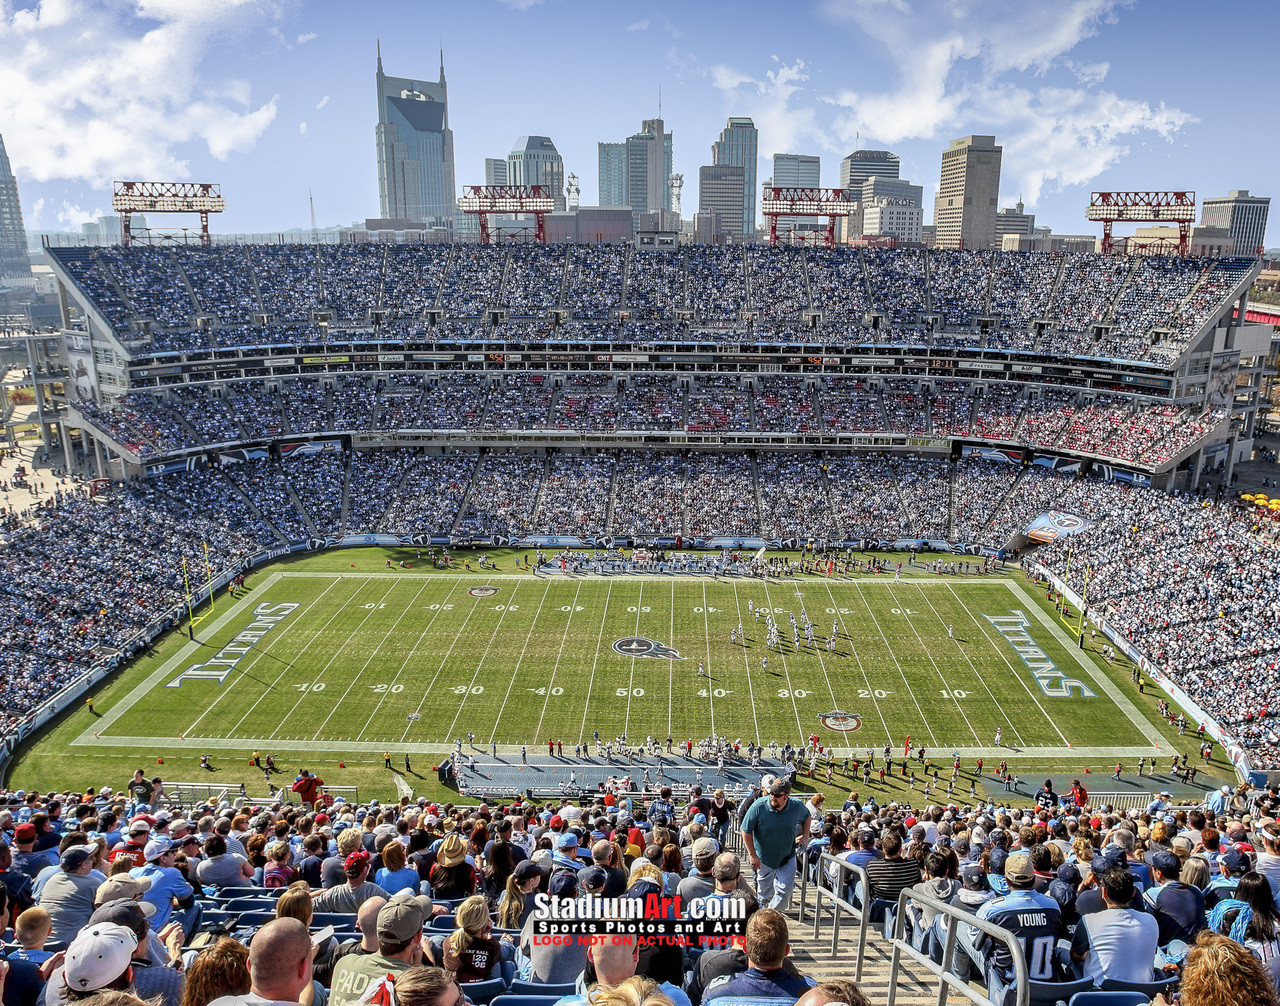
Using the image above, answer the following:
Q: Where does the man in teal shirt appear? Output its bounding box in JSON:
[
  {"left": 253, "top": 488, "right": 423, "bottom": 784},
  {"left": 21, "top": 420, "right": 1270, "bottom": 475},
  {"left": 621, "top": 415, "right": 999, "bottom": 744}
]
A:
[{"left": 740, "top": 777, "right": 811, "bottom": 910}]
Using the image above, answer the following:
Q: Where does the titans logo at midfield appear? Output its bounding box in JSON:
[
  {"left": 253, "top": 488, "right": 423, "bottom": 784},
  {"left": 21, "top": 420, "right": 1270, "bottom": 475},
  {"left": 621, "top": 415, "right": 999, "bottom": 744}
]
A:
[{"left": 613, "top": 637, "right": 686, "bottom": 659}]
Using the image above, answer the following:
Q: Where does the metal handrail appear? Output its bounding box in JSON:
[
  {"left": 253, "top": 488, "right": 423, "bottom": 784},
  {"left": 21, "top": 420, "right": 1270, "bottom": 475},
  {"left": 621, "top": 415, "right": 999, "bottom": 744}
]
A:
[
  {"left": 888, "top": 886, "right": 1030, "bottom": 1006},
  {"left": 798, "top": 852, "right": 871, "bottom": 981}
]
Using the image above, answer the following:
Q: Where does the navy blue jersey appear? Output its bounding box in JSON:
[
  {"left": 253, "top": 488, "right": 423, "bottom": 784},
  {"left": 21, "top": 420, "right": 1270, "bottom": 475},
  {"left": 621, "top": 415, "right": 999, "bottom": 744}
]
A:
[{"left": 976, "top": 889, "right": 1062, "bottom": 982}]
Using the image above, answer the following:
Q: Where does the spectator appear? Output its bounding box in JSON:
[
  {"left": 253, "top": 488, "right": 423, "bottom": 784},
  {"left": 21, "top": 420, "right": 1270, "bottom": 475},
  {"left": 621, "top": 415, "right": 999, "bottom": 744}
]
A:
[
  {"left": 179, "top": 938, "right": 250, "bottom": 1006},
  {"left": 1144, "top": 849, "right": 1206, "bottom": 947},
  {"left": 676, "top": 840, "right": 719, "bottom": 905},
  {"left": 864, "top": 832, "right": 922, "bottom": 907},
  {"left": 312, "top": 851, "right": 389, "bottom": 914},
  {"left": 518, "top": 872, "right": 586, "bottom": 985},
  {"left": 59, "top": 923, "right": 138, "bottom": 1001},
  {"left": 40, "top": 847, "right": 102, "bottom": 945},
  {"left": 740, "top": 778, "right": 810, "bottom": 911},
  {"left": 428, "top": 896, "right": 500, "bottom": 984},
  {"left": 426, "top": 836, "right": 476, "bottom": 901},
  {"left": 329, "top": 897, "right": 428, "bottom": 1006},
  {"left": 497, "top": 860, "right": 543, "bottom": 931},
  {"left": 961, "top": 852, "right": 1061, "bottom": 997},
  {"left": 273, "top": 882, "right": 343, "bottom": 989},
  {"left": 1159, "top": 932, "right": 1280, "bottom": 1006},
  {"left": 555, "top": 937, "right": 689, "bottom": 1006},
  {"left": 131, "top": 840, "right": 197, "bottom": 935},
  {"left": 793, "top": 981, "right": 872, "bottom": 1006},
  {"left": 374, "top": 843, "right": 417, "bottom": 897},
  {"left": 206, "top": 917, "right": 313, "bottom": 1006},
  {"left": 195, "top": 837, "right": 253, "bottom": 890},
  {"left": 1068, "top": 866, "right": 1161, "bottom": 986},
  {"left": 701, "top": 909, "right": 814, "bottom": 1003}
]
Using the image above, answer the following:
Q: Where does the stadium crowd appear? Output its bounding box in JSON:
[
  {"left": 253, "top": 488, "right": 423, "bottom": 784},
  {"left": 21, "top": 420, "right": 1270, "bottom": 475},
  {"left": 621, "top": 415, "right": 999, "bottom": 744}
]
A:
[
  {"left": 0, "top": 768, "right": 1276, "bottom": 1006},
  {"left": 49, "top": 246, "right": 1252, "bottom": 365}
]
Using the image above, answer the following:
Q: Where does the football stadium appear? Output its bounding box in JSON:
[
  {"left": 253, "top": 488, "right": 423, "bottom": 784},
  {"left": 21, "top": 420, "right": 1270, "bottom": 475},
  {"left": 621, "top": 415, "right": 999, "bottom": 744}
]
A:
[{"left": 2, "top": 9, "right": 1280, "bottom": 1006}]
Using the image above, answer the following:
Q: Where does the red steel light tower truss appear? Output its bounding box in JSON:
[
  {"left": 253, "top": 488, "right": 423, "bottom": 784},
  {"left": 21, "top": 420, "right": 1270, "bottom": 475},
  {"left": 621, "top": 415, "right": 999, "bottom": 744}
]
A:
[
  {"left": 1086, "top": 191, "right": 1196, "bottom": 256},
  {"left": 112, "top": 181, "right": 225, "bottom": 246},
  {"left": 459, "top": 185, "right": 555, "bottom": 244},
  {"left": 761, "top": 187, "right": 856, "bottom": 247}
]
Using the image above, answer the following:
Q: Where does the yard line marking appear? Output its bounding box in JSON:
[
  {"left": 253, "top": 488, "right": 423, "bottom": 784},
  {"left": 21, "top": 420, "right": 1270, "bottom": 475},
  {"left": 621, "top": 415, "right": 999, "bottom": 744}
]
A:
[
  {"left": 312, "top": 577, "right": 434, "bottom": 739},
  {"left": 729, "top": 581, "right": 762, "bottom": 745},
  {"left": 400, "top": 591, "right": 490, "bottom": 742},
  {"left": 490, "top": 579, "right": 553, "bottom": 741},
  {"left": 851, "top": 581, "right": 937, "bottom": 746},
  {"left": 622, "top": 582, "right": 646, "bottom": 737},
  {"left": 759, "top": 582, "right": 803, "bottom": 741},
  {"left": 699, "top": 582, "right": 717, "bottom": 737},
  {"left": 946, "top": 583, "right": 1072, "bottom": 746},
  {"left": 912, "top": 583, "right": 1034, "bottom": 747},
  {"left": 356, "top": 580, "right": 465, "bottom": 738},
  {"left": 267, "top": 579, "right": 407, "bottom": 737},
  {"left": 885, "top": 584, "right": 981, "bottom": 746},
  {"left": 1004, "top": 581, "right": 1164, "bottom": 745},
  {"left": 577, "top": 580, "right": 614, "bottom": 747},
  {"left": 534, "top": 579, "right": 583, "bottom": 743},
  {"left": 668, "top": 580, "right": 675, "bottom": 742},
  {"left": 446, "top": 581, "right": 525, "bottom": 741},
  {"left": 182, "top": 575, "right": 345, "bottom": 736},
  {"left": 820, "top": 582, "right": 891, "bottom": 743}
]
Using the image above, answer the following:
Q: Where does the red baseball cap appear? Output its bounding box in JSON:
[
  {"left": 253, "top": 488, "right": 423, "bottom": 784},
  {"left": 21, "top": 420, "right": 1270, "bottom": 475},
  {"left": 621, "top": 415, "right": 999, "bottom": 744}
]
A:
[{"left": 549, "top": 815, "right": 564, "bottom": 829}]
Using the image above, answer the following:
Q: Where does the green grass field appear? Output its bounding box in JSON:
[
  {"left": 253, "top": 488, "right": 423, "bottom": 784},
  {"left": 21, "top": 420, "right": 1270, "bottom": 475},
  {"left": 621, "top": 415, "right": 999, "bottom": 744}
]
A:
[{"left": 8, "top": 548, "right": 1221, "bottom": 804}]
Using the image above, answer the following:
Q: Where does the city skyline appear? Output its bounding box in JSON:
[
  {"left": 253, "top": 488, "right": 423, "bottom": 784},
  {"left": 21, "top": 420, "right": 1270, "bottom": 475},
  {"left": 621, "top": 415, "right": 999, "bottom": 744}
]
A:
[{"left": 0, "top": 0, "right": 1276, "bottom": 247}]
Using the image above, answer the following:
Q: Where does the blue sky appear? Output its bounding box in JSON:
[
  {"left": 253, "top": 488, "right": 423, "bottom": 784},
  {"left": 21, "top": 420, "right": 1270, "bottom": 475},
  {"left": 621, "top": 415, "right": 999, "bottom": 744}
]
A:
[{"left": 1, "top": 0, "right": 1275, "bottom": 246}]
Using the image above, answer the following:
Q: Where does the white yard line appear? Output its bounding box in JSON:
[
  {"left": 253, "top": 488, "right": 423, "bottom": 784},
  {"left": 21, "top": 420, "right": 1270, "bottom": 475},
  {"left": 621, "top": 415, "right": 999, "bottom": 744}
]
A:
[
  {"left": 939, "top": 583, "right": 1060, "bottom": 748},
  {"left": 356, "top": 581, "right": 466, "bottom": 738},
  {"left": 533, "top": 580, "right": 583, "bottom": 744},
  {"left": 445, "top": 582, "right": 525, "bottom": 741},
  {"left": 699, "top": 582, "right": 717, "bottom": 737},
  {"left": 851, "top": 580, "right": 938, "bottom": 746},
  {"left": 264, "top": 579, "right": 406, "bottom": 738},
  {"left": 577, "top": 581, "right": 614, "bottom": 747},
  {"left": 1005, "top": 581, "right": 1166, "bottom": 746},
  {"left": 399, "top": 592, "right": 490, "bottom": 743},
  {"left": 820, "top": 581, "right": 892, "bottom": 742},
  {"left": 183, "top": 575, "right": 348, "bottom": 736},
  {"left": 885, "top": 584, "right": 981, "bottom": 746},
  {"left": 311, "top": 578, "right": 434, "bottom": 739},
  {"left": 668, "top": 581, "right": 675, "bottom": 742},
  {"left": 623, "top": 582, "right": 645, "bottom": 737},
  {"left": 490, "top": 579, "right": 553, "bottom": 741},
  {"left": 729, "top": 581, "right": 762, "bottom": 744},
  {"left": 759, "top": 582, "right": 804, "bottom": 742}
]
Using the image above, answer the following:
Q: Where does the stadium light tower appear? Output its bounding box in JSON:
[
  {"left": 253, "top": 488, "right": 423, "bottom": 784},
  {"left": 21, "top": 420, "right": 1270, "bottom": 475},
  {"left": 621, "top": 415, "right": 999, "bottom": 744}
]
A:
[
  {"left": 1085, "top": 191, "right": 1196, "bottom": 256},
  {"left": 459, "top": 184, "right": 555, "bottom": 244},
  {"left": 760, "top": 187, "right": 855, "bottom": 247},
  {"left": 111, "top": 181, "right": 225, "bottom": 246}
]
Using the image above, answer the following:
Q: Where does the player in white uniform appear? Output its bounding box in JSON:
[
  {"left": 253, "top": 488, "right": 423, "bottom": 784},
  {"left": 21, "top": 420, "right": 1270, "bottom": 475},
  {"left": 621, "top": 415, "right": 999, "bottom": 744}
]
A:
[
  {"left": 697, "top": 661, "right": 705, "bottom": 677},
  {"left": 994, "top": 726, "right": 1003, "bottom": 746}
]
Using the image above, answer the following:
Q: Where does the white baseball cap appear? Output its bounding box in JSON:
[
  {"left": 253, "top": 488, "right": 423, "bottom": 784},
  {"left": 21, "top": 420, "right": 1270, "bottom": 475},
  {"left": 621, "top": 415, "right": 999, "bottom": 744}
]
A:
[{"left": 64, "top": 923, "right": 138, "bottom": 992}]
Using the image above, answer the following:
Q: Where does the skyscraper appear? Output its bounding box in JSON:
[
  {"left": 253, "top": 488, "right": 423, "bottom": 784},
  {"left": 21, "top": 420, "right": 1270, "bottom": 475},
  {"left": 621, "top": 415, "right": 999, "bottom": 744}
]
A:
[
  {"left": 1200, "top": 190, "right": 1270, "bottom": 257},
  {"left": 933, "top": 135, "right": 1002, "bottom": 250},
  {"left": 712, "top": 118, "right": 758, "bottom": 236},
  {"left": 698, "top": 164, "right": 746, "bottom": 242},
  {"left": 598, "top": 142, "right": 626, "bottom": 208},
  {"left": 839, "top": 149, "right": 900, "bottom": 191},
  {"left": 771, "top": 153, "right": 821, "bottom": 235},
  {"left": 484, "top": 158, "right": 508, "bottom": 186},
  {"left": 375, "top": 44, "right": 457, "bottom": 229},
  {"left": 624, "top": 118, "right": 673, "bottom": 230},
  {"left": 0, "top": 133, "right": 30, "bottom": 280},
  {"left": 508, "top": 136, "right": 566, "bottom": 211}
]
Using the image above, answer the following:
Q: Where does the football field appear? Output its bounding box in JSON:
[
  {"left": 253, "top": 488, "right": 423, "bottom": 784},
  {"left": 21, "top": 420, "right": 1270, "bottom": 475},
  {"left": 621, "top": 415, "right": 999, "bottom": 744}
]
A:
[{"left": 79, "top": 565, "right": 1172, "bottom": 763}]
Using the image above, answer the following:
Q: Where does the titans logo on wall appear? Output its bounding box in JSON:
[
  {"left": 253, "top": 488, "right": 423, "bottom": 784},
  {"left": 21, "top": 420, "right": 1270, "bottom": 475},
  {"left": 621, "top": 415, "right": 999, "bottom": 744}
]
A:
[{"left": 613, "top": 637, "right": 686, "bottom": 659}]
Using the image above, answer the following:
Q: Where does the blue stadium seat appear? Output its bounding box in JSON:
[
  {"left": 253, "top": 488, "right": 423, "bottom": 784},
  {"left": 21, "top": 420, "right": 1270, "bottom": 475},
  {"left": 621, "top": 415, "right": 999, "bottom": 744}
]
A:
[
  {"left": 1067, "top": 994, "right": 1151, "bottom": 1006},
  {"left": 507, "top": 982, "right": 577, "bottom": 998},
  {"left": 462, "top": 979, "right": 507, "bottom": 1004},
  {"left": 222, "top": 897, "right": 276, "bottom": 913},
  {"left": 489, "top": 996, "right": 564, "bottom": 1006},
  {"left": 429, "top": 914, "right": 456, "bottom": 930},
  {"left": 1098, "top": 977, "right": 1177, "bottom": 997}
]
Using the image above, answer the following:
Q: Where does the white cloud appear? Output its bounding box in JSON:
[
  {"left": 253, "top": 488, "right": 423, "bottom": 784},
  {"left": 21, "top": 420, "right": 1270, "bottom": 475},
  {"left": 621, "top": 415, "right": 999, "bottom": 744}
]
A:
[
  {"left": 56, "top": 201, "right": 106, "bottom": 228},
  {"left": 493, "top": 0, "right": 549, "bottom": 9},
  {"left": 296, "top": 32, "right": 317, "bottom": 44},
  {"left": 708, "top": 59, "right": 839, "bottom": 158},
  {"left": 625, "top": 18, "right": 649, "bottom": 31},
  {"left": 0, "top": 0, "right": 282, "bottom": 188},
  {"left": 315, "top": 95, "right": 330, "bottom": 110},
  {"left": 814, "top": 0, "right": 1189, "bottom": 202},
  {"left": 28, "top": 196, "right": 45, "bottom": 226},
  {"left": 298, "top": 121, "right": 308, "bottom": 135},
  {"left": 1066, "top": 59, "right": 1110, "bottom": 86}
]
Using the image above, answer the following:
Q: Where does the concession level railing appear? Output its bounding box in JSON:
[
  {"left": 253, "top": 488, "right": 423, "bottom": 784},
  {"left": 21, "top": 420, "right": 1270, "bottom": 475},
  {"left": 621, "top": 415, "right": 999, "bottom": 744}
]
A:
[
  {"left": 888, "top": 887, "right": 1029, "bottom": 1006},
  {"left": 794, "top": 851, "right": 872, "bottom": 981}
]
